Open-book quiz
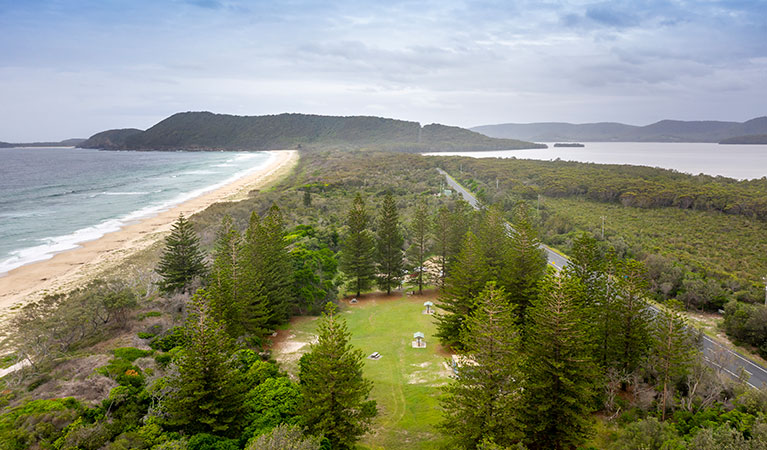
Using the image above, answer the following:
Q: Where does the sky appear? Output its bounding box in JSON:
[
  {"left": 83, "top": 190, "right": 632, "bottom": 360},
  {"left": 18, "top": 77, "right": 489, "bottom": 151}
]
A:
[{"left": 0, "top": 0, "right": 765, "bottom": 141}]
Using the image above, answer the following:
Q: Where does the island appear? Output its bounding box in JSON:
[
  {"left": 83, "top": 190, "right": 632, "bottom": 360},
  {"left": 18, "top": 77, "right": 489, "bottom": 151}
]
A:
[{"left": 554, "top": 142, "right": 585, "bottom": 147}]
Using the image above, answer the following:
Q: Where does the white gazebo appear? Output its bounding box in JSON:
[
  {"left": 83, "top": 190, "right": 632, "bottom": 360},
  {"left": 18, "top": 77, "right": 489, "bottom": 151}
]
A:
[
  {"left": 423, "top": 301, "right": 434, "bottom": 314},
  {"left": 413, "top": 331, "right": 426, "bottom": 348}
]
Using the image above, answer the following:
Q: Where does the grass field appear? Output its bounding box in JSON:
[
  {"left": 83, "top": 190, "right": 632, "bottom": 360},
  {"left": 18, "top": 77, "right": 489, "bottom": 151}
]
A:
[{"left": 271, "top": 290, "right": 452, "bottom": 449}]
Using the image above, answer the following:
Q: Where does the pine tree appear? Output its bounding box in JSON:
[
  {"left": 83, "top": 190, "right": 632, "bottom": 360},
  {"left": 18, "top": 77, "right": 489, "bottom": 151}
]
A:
[
  {"left": 298, "top": 303, "right": 377, "bottom": 449},
  {"left": 339, "top": 193, "right": 376, "bottom": 297},
  {"left": 406, "top": 199, "right": 430, "bottom": 294},
  {"left": 440, "top": 282, "right": 523, "bottom": 448},
  {"left": 163, "top": 290, "right": 248, "bottom": 436},
  {"left": 523, "top": 270, "right": 596, "bottom": 450},
  {"left": 156, "top": 213, "right": 207, "bottom": 294},
  {"left": 432, "top": 206, "right": 452, "bottom": 286},
  {"left": 569, "top": 233, "right": 619, "bottom": 369},
  {"left": 376, "top": 192, "right": 405, "bottom": 295},
  {"left": 435, "top": 232, "right": 492, "bottom": 348},
  {"left": 209, "top": 215, "right": 269, "bottom": 337},
  {"left": 651, "top": 300, "right": 697, "bottom": 421},
  {"left": 244, "top": 205, "right": 294, "bottom": 327},
  {"left": 502, "top": 204, "right": 547, "bottom": 320},
  {"left": 475, "top": 207, "right": 510, "bottom": 279},
  {"left": 614, "top": 259, "right": 653, "bottom": 373}
]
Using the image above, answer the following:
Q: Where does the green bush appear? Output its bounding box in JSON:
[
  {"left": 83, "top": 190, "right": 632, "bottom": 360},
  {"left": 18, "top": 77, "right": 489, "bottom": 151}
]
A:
[
  {"left": 112, "top": 347, "right": 152, "bottom": 362},
  {"left": 149, "top": 327, "right": 185, "bottom": 352},
  {"left": 138, "top": 311, "right": 162, "bottom": 321},
  {"left": 154, "top": 353, "right": 172, "bottom": 368},
  {"left": 188, "top": 433, "right": 239, "bottom": 450},
  {"left": 137, "top": 332, "right": 156, "bottom": 339}
]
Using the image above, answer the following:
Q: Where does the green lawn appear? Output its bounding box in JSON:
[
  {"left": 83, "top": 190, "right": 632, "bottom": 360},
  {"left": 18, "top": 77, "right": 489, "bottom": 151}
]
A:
[{"left": 271, "top": 291, "right": 452, "bottom": 449}]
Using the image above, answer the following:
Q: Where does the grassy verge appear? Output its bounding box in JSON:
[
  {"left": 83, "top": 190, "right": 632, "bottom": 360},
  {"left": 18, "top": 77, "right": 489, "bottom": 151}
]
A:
[{"left": 271, "top": 291, "right": 451, "bottom": 449}]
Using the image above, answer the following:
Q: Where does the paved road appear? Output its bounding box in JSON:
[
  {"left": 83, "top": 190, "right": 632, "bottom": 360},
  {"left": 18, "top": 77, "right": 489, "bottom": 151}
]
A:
[{"left": 438, "top": 167, "right": 767, "bottom": 389}]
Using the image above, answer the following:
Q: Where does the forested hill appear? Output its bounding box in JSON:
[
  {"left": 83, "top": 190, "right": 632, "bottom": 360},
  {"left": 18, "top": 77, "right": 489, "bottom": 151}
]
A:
[
  {"left": 472, "top": 116, "right": 767, "bottom": 143},
  {"left": 78, "top": 111, "right": 546, "bottom": 152}
]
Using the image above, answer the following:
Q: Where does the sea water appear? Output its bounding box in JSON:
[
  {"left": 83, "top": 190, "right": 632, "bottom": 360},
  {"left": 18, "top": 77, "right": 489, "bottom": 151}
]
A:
[
  {"left": 0, "top": 147, "right": 274, "bottom": 275},
  {"left": 425, "top": 142, "right": 767, "bottom": 180}
]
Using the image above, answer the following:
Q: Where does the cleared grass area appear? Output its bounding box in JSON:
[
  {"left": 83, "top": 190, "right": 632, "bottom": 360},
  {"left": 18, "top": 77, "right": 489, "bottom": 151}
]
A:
[{"left": 271, "top": 290, "right": 452, "bottom": 449}]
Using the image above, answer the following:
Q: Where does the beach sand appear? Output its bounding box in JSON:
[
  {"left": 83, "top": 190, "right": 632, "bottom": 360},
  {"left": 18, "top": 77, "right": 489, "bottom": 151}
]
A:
[{"left": 0, "top": 149, "right": 298, "bottom": 317}]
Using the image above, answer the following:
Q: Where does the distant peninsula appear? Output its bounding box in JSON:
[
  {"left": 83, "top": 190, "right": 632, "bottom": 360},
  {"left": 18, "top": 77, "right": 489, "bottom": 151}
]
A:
[
  {"left": 553, "top": 143, "right": 585, "bottom": 148},
  {"left": 719, "top": 134, "right": 767, "bottom": 145},
  {"left": 472, "top": 116, "right": 767, "bottom": 143},
  {"left": 0, "top": 138, "right": 85, "bottom": 148},
  {"left": 79, "top": 112, "right": 547, "bottom": 153}
]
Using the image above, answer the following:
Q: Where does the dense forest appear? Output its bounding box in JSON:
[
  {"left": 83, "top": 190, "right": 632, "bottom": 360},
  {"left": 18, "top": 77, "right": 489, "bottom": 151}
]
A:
[
  {"left": 78, "top": 112, "right": 546, "bottom": 153},
  {"left": 2, "top": 149, "right": 767, "bottom": 449}
]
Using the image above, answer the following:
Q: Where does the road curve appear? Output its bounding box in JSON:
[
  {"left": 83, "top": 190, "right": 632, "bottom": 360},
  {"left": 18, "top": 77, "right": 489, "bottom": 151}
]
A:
[{"left": 438, "top": 167, "right": 767, "bottom": 389}]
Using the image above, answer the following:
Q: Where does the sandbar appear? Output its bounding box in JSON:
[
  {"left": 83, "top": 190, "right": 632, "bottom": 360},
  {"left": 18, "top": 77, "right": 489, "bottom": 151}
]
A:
[{"left": 0, "top": 149, "right": 298, "bottom": 318}]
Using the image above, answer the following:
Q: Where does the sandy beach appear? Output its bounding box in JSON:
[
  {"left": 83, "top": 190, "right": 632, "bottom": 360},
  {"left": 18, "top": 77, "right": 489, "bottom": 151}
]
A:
[{"left": 0, "top": 149, "right": 298, "bottom": 316}]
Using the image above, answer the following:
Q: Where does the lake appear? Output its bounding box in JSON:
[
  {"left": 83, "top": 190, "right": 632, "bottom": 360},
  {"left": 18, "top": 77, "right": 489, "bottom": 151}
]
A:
[{"left": 425, "top": 142, "right": 767, "bottom": 180}]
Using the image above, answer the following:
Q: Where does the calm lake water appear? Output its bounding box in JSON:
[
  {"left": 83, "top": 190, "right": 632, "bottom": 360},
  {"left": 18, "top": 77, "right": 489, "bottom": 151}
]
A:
[
  {"left": 426, "top": 142, "right": 767, "bottom": 180},
  {"left": 0, "top": 147, "right": 274, "bottom": 275}
]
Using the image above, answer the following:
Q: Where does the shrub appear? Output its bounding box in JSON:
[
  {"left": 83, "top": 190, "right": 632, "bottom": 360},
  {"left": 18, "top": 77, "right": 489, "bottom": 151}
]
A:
[
  {"left": 154, "top": 353, "right": 172, "bottom": 368},
  {"left": 149, "top": 327, "right": 185, "bottom": 352},
  {"left": 112, "top": 347, "right": 152, "bottom": 362},
  {"left": 188, "top": 433, "right": 239, "bottom": 450}
]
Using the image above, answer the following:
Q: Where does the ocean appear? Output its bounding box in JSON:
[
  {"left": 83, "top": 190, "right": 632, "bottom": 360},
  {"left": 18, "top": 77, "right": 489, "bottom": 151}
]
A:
[
  {"left": 0, "top": 147, "right": 274, "bottom": 275},
  {"left": 425, "top": 142, "right": 767, "bottom": 180}
]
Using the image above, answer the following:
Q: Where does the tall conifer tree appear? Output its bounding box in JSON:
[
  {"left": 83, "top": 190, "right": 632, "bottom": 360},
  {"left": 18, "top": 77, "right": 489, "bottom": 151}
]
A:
[
  {"left": 447, "top": 199, "right": 474, "bottom": 269},
  {"left": 475, "top": 207, "right": 511, "bottom": 279},
  {"left": 339, "top": 193, "right": 376, "bottom": 297},
  {"left": 502, "top": 204, "right": 547, "bottom": 320},
  {"left": 376, "top": 192, "right": 404, "bottom": 295},
  {"left": 651, "top": 300, "right": 697, "bottom": 420},
  {"left": 244, "top": 205, "right": 294, "bottom": 327},
  {"left": 163, "top": 290, "right": 248, "bottom": 436},
  {"left": 298, "top": 303, "right": 377, "bottom": 449},
  {"left": 614, "top": 259, "right": 653, "bottom": 373},
  {"left": 209, "top": 215, "right": 244, "bottom": 336},
  {"left": 210, "top": 215, "right": 270, "bottom": 337},
  {"left": 432, "top": 206, "right": 452, "bottom": 286},
  {"left": 406, "top": 199, "right": 430, "bottom": 294},
  {"left": 156, "top": 213, "right": 207, "bottom": 294},
  {"left": 435, "top": 232, "right": 492, "bottom": 348},
  {"left": 440, "top": 282, "right": 523, "bottom": 448},
  {"left": 523, "top": 270, "right": 596, "bottom": 450}
]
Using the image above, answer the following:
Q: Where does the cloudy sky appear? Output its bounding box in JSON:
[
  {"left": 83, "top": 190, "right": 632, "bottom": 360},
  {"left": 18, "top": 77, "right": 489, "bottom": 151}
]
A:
[{"left": 1, "top": 0, "right": 765, "bottom": 141}]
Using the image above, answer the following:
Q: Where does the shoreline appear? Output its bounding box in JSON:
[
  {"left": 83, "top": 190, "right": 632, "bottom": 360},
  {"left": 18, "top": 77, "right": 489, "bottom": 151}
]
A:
[{"left": 0, "top": 149, "right": 298, "bottom": 317}]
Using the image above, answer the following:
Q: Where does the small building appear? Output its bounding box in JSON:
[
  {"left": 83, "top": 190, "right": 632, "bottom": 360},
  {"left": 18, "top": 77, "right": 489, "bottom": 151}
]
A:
[
  {"left": 413, "top": 331, "right": 426, "bottom": 348},
  {"left": 423, "top": 301, "right": 434, "bottom": 314}
]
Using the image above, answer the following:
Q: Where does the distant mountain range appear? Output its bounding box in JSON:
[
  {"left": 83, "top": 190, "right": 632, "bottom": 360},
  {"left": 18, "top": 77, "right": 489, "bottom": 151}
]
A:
[
  {"left": 79, "top": 112, "right": 546, "bottom": 152},
  {"left": 0, "top": 138, "right": 85, "bottom": 148},
  {"left": 471, "top": 117, "right": 767, "bottom": 144}
]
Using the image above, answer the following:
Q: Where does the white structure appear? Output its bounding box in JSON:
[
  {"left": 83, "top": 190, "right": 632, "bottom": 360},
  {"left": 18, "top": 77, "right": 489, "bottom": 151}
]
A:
[{"left": 413, "top": 331, "right": 426, "bottom": 348}]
